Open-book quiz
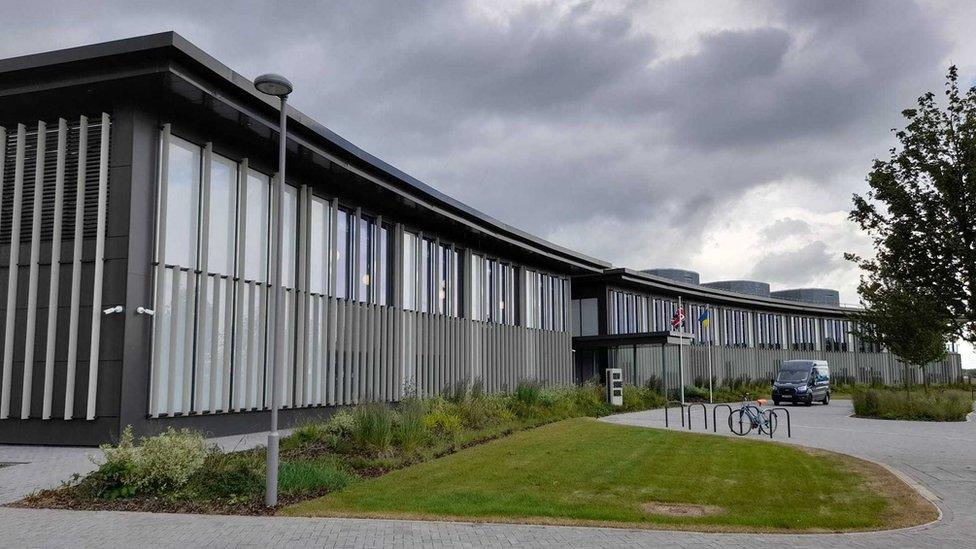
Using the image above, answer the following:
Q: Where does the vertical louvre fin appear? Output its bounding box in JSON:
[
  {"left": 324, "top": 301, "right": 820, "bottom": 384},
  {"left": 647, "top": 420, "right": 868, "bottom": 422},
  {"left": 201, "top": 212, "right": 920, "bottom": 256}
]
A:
[
  {"left": 149, "top": 124, "right": 170, "bottom": 417},
  {"left": 42, "top": 119, "right": 68, "bottom": 419},
  {"left": 85, "top": 113, "right": 110, "bottom": 420},
  {"left": 1, "top": 124, "right": 26, "bottom": 419},
  {"left": 64, "top": 116, "right": 89, "bottom": 420},
  {"left": 21, "top": 121, "right": 47, "bottom": 418}
]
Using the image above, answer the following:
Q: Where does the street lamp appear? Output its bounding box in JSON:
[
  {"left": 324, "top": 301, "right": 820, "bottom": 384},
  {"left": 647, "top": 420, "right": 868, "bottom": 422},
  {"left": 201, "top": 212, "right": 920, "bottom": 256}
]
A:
[{"left": 254, "top": 72, "right": 293, "bottom": 507}]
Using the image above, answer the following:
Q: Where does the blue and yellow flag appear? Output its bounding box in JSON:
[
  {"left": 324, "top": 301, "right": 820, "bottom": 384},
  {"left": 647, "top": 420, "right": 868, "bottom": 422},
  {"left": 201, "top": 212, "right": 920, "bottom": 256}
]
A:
[{"left": 698, "top": 309, "right": 710, "bottom": 329}]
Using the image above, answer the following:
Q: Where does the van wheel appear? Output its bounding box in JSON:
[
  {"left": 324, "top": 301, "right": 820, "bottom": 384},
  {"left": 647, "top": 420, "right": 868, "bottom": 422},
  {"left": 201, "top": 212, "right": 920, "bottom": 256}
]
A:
[
  {"left": 773, "top": 399, "right": 780, "bottom": 406},
  {"left": 822, "top": 393, "right": 830, "bottom": 405}
]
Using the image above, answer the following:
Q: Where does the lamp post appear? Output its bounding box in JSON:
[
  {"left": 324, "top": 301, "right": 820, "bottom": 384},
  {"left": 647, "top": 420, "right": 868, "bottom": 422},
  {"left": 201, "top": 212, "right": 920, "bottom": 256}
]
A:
[{"left": 254, "top": 72, "right": 293, "bottom": 507}]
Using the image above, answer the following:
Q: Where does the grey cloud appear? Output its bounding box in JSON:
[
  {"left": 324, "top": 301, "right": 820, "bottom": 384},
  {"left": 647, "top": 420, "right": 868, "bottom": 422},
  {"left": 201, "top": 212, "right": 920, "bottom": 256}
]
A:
[
  {"left": 750, "top": 241, "right": 844, "bottom": 286},
  {"left": 0, "top": 0, "right": 959, "bottom": 276},
  {"left": 760, "top": 218, "right": 813, "bottom": 241}
]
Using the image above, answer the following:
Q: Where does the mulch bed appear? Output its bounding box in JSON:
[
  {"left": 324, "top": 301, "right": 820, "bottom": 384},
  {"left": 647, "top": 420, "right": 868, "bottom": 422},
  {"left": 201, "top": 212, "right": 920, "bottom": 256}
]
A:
[{"left": 10, "top": 488, "right": 328, "bottom": 516}]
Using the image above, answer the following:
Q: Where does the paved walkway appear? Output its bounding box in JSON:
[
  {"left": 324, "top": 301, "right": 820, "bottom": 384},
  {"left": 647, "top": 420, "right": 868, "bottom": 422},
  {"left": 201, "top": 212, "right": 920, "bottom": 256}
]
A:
[{"left": 0, "top": 402, "right": 973, "bottom": 548}]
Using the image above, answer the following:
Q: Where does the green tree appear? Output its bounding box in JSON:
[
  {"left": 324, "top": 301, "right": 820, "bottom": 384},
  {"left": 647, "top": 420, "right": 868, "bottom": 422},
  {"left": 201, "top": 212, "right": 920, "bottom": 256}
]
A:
[
  {"left": 848, "top": 66, "right": 976, "bottom": 354},
  {"left": 851, "top": 284, "right": 951, "bottom": 389}
]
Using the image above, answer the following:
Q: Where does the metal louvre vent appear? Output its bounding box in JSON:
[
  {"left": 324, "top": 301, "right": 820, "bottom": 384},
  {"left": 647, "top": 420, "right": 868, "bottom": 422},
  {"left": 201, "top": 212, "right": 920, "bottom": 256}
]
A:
[{"left": 0, "top": 118, "right": 109, "bottom": 244}]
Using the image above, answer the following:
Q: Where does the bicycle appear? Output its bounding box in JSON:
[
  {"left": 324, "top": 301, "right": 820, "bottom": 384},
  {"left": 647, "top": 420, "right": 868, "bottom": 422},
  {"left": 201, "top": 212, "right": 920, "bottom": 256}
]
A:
[{"left": 728, "top": 396, "right": 777, "bottom": 436}]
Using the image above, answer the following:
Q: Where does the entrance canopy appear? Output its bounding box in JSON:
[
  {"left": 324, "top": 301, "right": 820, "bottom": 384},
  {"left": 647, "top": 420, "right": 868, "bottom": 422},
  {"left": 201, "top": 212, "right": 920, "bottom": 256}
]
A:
[{"left": 572, "top": 330, "right": 695, "bottom": 350}]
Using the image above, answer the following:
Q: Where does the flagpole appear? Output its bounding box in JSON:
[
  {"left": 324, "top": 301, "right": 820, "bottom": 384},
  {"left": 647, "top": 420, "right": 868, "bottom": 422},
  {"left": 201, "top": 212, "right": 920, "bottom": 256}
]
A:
[
  {"left": 707, "top": 307, "right": 714, "bottom": 404},
  {"left": 678, "top": 296, "right": 685, "bottom": 406}
]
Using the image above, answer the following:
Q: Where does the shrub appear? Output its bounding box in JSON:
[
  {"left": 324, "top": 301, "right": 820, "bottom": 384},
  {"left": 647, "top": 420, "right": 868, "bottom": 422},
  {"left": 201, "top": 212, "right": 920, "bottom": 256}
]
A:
[
  {"left": 537, "top": 386, "right": 565, "bottom": 407},
  {"left": 853, "top": 388, "right": 973, "bottom": 421},
  {"left": 279, "top": 459, "right": 354, "bottom": 496},
  {"left": 443, "top": 379, "right": 471, "bottom": 403},
  {"left": 644, "top": 375, "right": 664, "bottom": 395},
  {"left": 394, "top": 397, "right": 428, "bottom": 452},
  {"left": 513, "top": 380, "right": 543, "bottom": 406},
  {"left": 134, "top": 428, "right": 210, "bottom": 492},
  {"left": 185, "top": 451, "right": 263, "bottom": 501},
  {"left": 94, "top": 426, "right": 211, "bottom": 497},
  {"left": 470, "top": 379, "right": 486, "bottom": 400},
  {"left": 458, "top": 394, "right": 513, "bottom": 430},
  {"left": 682, "top": 385, "right": 710, "bottom": 402},
  {"left": 351, "top": 404, "right": 395, "bottom": 455},
  {"left": 290, "top": 421, "right": 332, "bottom": 446},
  {"left": 571, "top": 382, "right": 612, "bottom": 416},
  {"left": 325, "top": 409, "right": 356, "bottom": 437},
  {"left": 423, "top": 400, "right": 463, "bottom": 440},
  {"left": 621, "top": 384, "right": 665, "bottom": 412}
]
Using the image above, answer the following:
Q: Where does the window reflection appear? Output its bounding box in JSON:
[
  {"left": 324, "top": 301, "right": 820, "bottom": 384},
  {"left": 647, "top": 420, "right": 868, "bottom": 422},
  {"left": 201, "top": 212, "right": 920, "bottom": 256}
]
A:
[
  {"left": 402, "top": 231, "right": 460, "bottom": 316},
  {"left": 472, "top": 255, "right": 516, "bottom": 325},
  {"left": 336, "top": 209, "right": 351, "bottom": 299},
  {"left": 308, "top": 196, "right": 331, "bottom": 295},
  {"left": 163, "top": 136, "right": 200, "bottom": 267},
  {"left": 207, "top": 154, "right": 237, "bottom": 275},
  {"left": 243, "top": 170, "right": 270, "bottom": 282}
]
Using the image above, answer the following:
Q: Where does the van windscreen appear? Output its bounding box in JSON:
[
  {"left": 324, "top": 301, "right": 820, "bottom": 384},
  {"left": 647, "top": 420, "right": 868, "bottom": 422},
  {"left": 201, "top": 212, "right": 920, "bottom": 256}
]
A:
[{"left": 776, "top": 369, "right": 809, "bottom": 382}]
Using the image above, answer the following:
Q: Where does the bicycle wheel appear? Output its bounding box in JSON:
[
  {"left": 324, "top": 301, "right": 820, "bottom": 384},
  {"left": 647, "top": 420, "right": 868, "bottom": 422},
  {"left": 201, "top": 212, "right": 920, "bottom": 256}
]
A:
[
  {"left": 728, "top": 409, "right": 753, "bottom": 436},
  {"left": 762, "top": 409, "right": 778, "bottom": 435}
]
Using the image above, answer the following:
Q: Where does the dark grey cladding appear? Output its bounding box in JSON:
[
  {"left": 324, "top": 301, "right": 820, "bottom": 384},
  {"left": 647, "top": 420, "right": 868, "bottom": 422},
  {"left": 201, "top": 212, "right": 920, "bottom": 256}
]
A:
[
  {"left": 770, "top": 288, "right": 841, "bottom": 307},
  {"left": 701, "top": 280, "right": 771, "bottom": 298},
  {"left": 641, "top": 268, "right": 700, "bottom": 285}
]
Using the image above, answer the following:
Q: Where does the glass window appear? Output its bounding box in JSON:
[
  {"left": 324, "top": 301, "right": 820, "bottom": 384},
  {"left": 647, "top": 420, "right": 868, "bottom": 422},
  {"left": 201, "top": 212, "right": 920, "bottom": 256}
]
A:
[
  {"left": 207, "top": 153, "right": 237, "bottom": 275},
  {"left": 403, "top": 237, "right": 460, "bottom": 315},
  {"left": 526, "top": 269, "right": 567, "bottom": 331},
  {"left": 419, "top": 239, "right": 431, "bottom": 312},
  {"left": 451, "top": 248, "right": 462, "bottom": 316},
  {"left": 243, "top": 169, "right": 270, "bottom": 282},
  {"left": 309, "top": 196, "right": 331, "bottom": 295},
  {"left": 281, "top": 185, "right": 298, "bottom": 288},
  {"left": 402, "top": 231, "right": 417, "bottom": 309},
  {"left": 471, "top": 254, "right": 483, "bottom": 320},
  {"left": 377, "top": 224, "right": 390, "bottom": 306},
  {"left": 335, "top": 209, "right": 352, "bottom": 299},
  {"left": 163, "top": 136, "right": 201, "bottom": 267},
  {"left": 471, "top": 254, "right": 516, "bottom": 324},
  {"left": 358, "top": 216, "right": 373, "bottom": 302}
]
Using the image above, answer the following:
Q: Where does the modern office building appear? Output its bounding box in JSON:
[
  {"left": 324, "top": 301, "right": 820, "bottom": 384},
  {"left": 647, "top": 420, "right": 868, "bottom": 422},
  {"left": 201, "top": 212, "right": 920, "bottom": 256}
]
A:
[
  {"left": 0, "top": 34, "right": 962, "bottom": 445},
  {"left": 0, "top": 33, "right": 607, "bottom": 445},
  {"left": 570, "top": 268, "right": 962, "bottom": 390}
]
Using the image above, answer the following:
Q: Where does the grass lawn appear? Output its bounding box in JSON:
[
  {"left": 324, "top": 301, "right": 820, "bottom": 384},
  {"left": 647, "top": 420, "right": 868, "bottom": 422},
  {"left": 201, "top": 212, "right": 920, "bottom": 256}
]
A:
[{"left": 284, "top": 418, "right": 935, "bottom": 532}]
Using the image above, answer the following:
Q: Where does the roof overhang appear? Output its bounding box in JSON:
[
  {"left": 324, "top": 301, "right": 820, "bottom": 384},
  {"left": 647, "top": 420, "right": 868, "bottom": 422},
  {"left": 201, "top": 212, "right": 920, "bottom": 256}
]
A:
[{"left": 573, "top": 331, "right": 695, "bottom": 349}]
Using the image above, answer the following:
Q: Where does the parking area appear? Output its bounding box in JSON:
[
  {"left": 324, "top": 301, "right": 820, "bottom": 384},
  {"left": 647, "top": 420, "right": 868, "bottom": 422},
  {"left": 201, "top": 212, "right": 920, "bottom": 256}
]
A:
[{"left": 0, "top": 401, "right": 972, "bottom": 548}]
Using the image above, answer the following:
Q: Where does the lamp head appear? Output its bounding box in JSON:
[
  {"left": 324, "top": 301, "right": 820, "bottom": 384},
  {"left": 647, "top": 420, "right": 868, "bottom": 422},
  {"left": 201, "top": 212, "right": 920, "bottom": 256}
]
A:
[{"left": 254, "top": 73, "right": 293, "bottom": 97}]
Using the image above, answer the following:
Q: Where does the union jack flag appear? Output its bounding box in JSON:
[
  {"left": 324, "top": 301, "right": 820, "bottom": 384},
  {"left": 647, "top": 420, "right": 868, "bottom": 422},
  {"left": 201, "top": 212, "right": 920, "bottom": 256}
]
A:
[{"left": 670, "top": 306, "right": 685, "bottom": 330}]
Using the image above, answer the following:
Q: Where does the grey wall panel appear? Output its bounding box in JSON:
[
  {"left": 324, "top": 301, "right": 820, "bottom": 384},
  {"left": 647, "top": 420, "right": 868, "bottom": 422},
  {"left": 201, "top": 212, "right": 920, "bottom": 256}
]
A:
[
  {"left": 0, "top": 115, "right": 114, "bottom": 426},
  {"left": 614, "top": 343, "right": 961, "bottom": 390}
]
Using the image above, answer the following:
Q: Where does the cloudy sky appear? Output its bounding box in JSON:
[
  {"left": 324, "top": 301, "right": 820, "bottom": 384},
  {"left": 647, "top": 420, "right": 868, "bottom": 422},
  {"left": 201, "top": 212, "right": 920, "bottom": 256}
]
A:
[{"left": 3, "top": 0, "right": 972, "bottom": 366}]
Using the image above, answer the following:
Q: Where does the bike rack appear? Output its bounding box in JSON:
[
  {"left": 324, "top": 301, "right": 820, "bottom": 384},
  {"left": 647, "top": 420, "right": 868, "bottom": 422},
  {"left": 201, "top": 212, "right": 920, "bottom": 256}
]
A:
[
  {"left": 712, "top": 404, "right": 733, "bottom": 433},
  {"left": 769, "top": 407, "right": 792, "bottom": 438},
  {"left": 664, "top": 400, "right": 686, "bottom": 428},
  {"left": 687, "top": 402, "right": 707, "bottom": 431}
]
